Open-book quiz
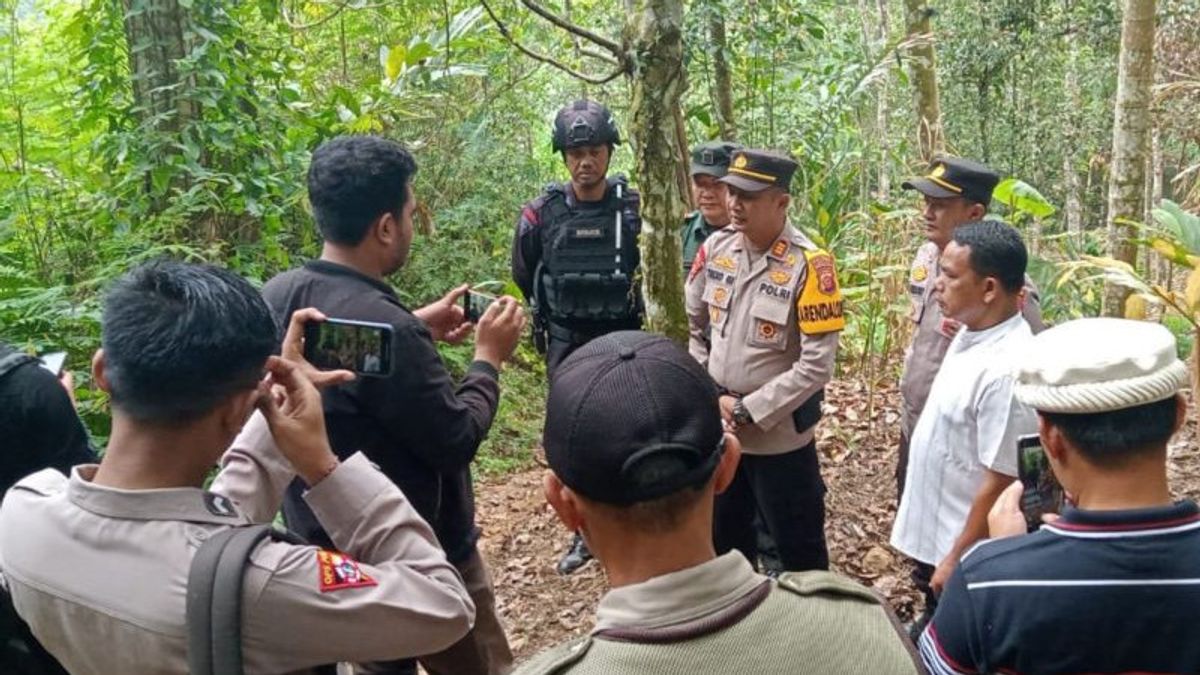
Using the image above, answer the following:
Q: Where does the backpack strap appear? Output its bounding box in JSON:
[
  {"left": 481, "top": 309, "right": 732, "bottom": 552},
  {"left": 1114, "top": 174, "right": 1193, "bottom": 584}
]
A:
[{"left": 187, "top": 525, "right": 305, "bottom": 675}]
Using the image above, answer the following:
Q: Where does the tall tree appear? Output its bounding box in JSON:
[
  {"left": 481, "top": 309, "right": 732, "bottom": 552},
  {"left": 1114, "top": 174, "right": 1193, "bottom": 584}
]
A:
[
  {"left": 1103, "top": 0, "right": 1155, "bottom": 316},
  {"left": 903, "top": 0, "right": 944, "bottom": 161},
  {"left": 481, "top": 0, "right": 690, "bottom": 341},
  {"left": 709, "top": 12, "right": 737, "bottom": 141},
  {"left": 121, "top": 0, "right": 196, "bottom": 133}
]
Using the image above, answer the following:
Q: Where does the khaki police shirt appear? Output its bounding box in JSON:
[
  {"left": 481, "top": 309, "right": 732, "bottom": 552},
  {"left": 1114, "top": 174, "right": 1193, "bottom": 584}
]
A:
[
  {"left": 685, "top": 223, "right": 841, "bottom": 455},
  {"left": 0, "top": 413, "right": 474, "bottom": 674},
  {"left": 899, "top": 241, "right": 1046, "bottom": 437}
]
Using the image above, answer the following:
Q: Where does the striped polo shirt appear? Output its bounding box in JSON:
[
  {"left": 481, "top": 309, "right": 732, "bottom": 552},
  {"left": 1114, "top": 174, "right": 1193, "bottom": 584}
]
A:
[{"left": 920, "top": 500, "right": 1200, "bottom": 674}]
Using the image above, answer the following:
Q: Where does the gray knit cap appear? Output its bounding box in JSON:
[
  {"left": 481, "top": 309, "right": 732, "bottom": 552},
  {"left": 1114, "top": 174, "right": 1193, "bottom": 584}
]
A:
[{"left": 1014, "top": 318, "right": 1189, "bottom": 413}]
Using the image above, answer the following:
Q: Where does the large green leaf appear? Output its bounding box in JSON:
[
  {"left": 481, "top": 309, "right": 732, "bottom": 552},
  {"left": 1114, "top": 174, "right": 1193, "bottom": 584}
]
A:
[
  {"left": 993, "top": 178, "right": 1057, "bottom": 219},
  {"left": 1155, "top": 199, "right": 1200, "bottom": 255}
]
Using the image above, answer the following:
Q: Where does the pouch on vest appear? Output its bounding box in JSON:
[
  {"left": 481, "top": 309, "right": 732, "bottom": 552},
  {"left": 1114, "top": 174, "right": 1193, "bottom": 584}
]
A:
[
  {"left": 536, "top": 181, "right": 641, "bottom": 325},
  {"left": 186, "top": 525, "right": 309, "bottom": 675},
  {"left": 792, "top": 388, "right": 825, "bottom": 434}
]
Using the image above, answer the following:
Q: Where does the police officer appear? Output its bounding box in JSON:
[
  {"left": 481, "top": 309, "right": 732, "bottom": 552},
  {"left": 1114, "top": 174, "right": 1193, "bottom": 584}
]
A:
[
  {"left": 681, "top": 140, "right": 741, "bottom": 273},
  {"left": 685, "top": 149, "right": 844, "bottom": 572},
  {"left": 512, "top": 100, "right": 643, "bottom": 575},
  {"left": 897, "top": 157, "right": 1045, "bottom": 503}
]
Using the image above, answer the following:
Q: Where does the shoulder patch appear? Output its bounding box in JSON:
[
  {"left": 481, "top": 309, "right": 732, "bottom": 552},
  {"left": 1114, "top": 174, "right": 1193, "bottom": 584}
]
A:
[
  {"left": 688, "top": 244, "right": 708, "bottom": 284},
  {"left": 317, "top": 550, "right": 378, "bottom": 593},
  {"left": 796, "top": 249, "right": 846, "bottom": 334},
  {"left": 776, "top": 571, "right": 880, "bottom": 605}
]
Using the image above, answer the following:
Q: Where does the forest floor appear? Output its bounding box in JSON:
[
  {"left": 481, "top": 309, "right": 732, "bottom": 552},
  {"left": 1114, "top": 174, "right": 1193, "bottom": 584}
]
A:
[{"left": 475, "top": 377, "right": 1200, "bottom": 661}]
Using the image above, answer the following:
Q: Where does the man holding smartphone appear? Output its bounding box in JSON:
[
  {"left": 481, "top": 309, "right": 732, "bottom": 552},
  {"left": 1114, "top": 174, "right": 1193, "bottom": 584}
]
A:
[
  {"left": 921, "top": 318, "right": 1200, "bottom": 674},
  {"left": 261, "top": 135, "right": 525, "bottom": 675},
  {"left": 890, "top": 220, "right": 1037, "bottom": 636}
]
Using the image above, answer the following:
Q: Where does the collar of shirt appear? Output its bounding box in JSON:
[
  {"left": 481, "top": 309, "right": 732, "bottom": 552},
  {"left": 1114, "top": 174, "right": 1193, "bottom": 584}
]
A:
[
  {"left": 1047, "top": 500, "right": 1200, "bottom": 534},
  {"left": 304, "top": 259, "right": 399, "bottom": 300},
  {"left": 593, "top": 551, "right": 766, "bottom": 632},
  {"left": 685, "top": 212, "right": 721, "bottom": 237},
  {"left": 953, "top": 311, "right": 1027, "bottom": 351},
  {"left": 66, "top": 465, "right": 251, "bottom": 525},
  {"left": 728, "top": 221, "right": 813, "bottom": 254}
]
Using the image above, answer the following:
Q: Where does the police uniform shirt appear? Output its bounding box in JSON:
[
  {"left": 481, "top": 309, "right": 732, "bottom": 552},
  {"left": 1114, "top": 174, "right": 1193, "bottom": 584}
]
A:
[
  {"left": 900, "top": 241, "right": 1046, "bottom": 438},
  {"left": 685, "top": 224, "right": 843, "bottom": 455},
  {"left": 890, "top": 312, "right": 1038, "bottom": 565},
  {"left": 0, "top": 414, "right": 474, "bottom": 674}
]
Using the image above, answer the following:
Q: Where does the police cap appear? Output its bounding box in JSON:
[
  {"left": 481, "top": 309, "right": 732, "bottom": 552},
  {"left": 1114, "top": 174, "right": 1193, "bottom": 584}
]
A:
[
  {"left": 542, "top": 331, "right": 725, "bottom": 506},
  {"left": 719, "top": 149, "right": 797, "bottom": 193},
  {"left": 690, "top": 141, "right": 743, "bottom": 178},
  {"left": 902, "top": 156, "right": 1000, "bottom": 207}
]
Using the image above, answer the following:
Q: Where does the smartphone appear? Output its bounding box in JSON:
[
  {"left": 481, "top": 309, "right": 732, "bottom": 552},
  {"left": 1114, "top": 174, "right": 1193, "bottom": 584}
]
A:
[
  {"left": 463, "top": 290, "right": 498, "bottom": 323},
  {"left": 302, "top": 318, "right": 393, "bottom": 377},
  {"left": 39, "top": 351, "right": 67, "bottom": 377},
  {"left": 1017, "top": 434, "right": 1064, "bottom": 532}
]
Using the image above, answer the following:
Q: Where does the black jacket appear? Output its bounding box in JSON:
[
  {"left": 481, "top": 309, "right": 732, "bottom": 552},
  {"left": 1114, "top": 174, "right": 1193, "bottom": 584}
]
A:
[{"left": 262, "top": 261, "right": 499, "bottom": 563}]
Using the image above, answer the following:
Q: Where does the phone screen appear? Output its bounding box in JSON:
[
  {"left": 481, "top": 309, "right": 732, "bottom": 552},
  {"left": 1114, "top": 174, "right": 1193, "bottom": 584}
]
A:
[
  {"left": 303, "top": 318, "right": 393, "bottom": 377},
  {"left": 39, "top": 351, "right": 67, "bottom": 377},
  {"left": 463, "top": 291, "right": 497, "bottom": 323},
  {"left": 1017, "top": 434, "right": 1064, "bottom": 532}
]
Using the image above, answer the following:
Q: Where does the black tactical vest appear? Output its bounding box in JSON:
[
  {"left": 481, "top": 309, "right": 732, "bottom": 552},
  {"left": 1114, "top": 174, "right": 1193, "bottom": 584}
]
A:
[{"left": 535, "top": 178, "right": 642, "bottom": 325}]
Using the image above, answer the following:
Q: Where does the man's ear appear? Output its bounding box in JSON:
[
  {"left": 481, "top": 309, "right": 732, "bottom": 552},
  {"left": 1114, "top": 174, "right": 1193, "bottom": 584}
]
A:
[
  {"left": 92, "top": 349, "right": 111, "bottom": 394},
  {"left": 543, "top": 471, "right": 584, "bottom": 532},
  {"left": 372, "top": 212, "right": 395, "bottom": 246},
  {"left": 981, "top": 276, "right": 999, "bottom": 304},
  {"left": 712, "top": 433, "right": 742, "bottom": 495},
  {"left": 1040, "top": 414, "right": 1068, "bottom": 465},
  {"left": 218, "top": 387, "right": 262, "bottom": 440},
  {"left": 967, "top": 202, "right": 987, "bottom": 220}
]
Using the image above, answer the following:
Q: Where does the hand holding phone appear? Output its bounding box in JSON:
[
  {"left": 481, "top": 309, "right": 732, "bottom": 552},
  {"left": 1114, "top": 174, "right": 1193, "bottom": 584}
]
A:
[
  {"left": 1016, "top": 434, "right": 1064, "bottom": 532},
  {"left": 463, "top": 290, "right": 498, "bottom": 323}
]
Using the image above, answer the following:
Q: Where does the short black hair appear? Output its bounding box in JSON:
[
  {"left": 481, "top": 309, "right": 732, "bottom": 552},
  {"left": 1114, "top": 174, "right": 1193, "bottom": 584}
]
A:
[
  {"left": 952, "top": 220, "right": 1027, "bottom": 293},
  {"left": 1041, "top": 396, "right": 1180, "bottom": 468},
  {"left": 101, "top": 260, "right": 277, "bottom": 423},
  {"left": 307, "top": 135, "right": 417, "bottom": 245}
]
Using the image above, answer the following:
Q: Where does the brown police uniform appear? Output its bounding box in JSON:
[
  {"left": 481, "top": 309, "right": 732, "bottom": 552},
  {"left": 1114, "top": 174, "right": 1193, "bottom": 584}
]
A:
[
  {"left": 0, "top": 414, "right": 475, "bottom": 674},
  {"left": 685, "top": 149, "right": 845, "bottom": 572}
]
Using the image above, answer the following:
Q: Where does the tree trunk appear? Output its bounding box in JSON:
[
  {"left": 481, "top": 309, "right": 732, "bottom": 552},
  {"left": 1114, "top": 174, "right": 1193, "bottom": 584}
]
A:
[
  {"left": 121, "top": 0, "right": 196, "bottom": 133},
  {"left": 709, "top": 12, "right": 737, "bottom": 141},
  {"left": 903, "top": 0, "right": 944, "bottom": 161},
  {"left": 627, "top": 0, "right": 689, "bottom": 342},
  {"left": 1103, "top": 0, "right": 1155, "bottom": 317},
  {"left": 1063, "top": 5, "right": 1084, "bottom": 246}
]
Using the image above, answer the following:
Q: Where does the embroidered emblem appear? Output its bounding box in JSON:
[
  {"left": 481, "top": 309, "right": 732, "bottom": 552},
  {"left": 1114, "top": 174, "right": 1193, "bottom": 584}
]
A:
[
  {"left": 786, "top": 253, "right": 797, "bottom": 267},
  {"left": 713, "top": 287, "right": 729, "bottom": 304},
  {"left": 710, "top": 306, "right": 722, "bottom": 324},
  {"left": 931, "top": 163, "right": 947, "bottom": 178},
  {"left": 810, "top": 253, "right": 838, "bottom": 295},
  {"left": 770, "top": 240, "right": 788, "bottom": 259},
  {"left": 317, "top": 550, "right": 378, "bottom": 593},
  {"left": 688, "top": 246, "right": 707, "bottom": 284},
  {"left": 758, "top": 321, "right": 777, "bottom": 340},
  {"left": 733, "top": 154, "right": 748, "bottom": 169},
  {"left": 912, "top": 265, "right": 927, "bottom": 282},
  {"left": 713, "top": 255, "right": 737, "bottom": 272},
  {"left": 770, "top": 270, "right": 791, "bottom": 285},
  {"left": 203, "top": 493, "right": 237, "bottom": 518}
]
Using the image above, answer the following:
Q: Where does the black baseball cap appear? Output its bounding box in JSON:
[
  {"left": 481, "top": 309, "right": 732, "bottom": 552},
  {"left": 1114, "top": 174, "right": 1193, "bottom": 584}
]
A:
[
  {"left": 902, "top": 156, "right": 999, "bottom": 207},
  {"left": 542, "top": 331, "right": 725, "bottom": 506},
  {"left": 690, "top": 141, "right": 743, "bottom": 178},
  {"left": 719, "top": 149, "right": 797, "bottom": 193}
]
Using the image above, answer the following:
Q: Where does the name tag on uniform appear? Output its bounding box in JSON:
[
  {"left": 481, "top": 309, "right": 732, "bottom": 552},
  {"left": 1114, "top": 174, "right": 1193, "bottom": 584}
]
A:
[
  {"left": 573, "top": 227, "right": 603, "bottom": 238},
  {"left": 758, "top": 282, "right": 792, "bottom": 301}
]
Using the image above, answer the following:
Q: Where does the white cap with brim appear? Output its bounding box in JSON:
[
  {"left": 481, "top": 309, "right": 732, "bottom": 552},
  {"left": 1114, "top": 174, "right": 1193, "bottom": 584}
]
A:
[{"left": 1014, "top": 318, "right": 1189, "bottom": 413}]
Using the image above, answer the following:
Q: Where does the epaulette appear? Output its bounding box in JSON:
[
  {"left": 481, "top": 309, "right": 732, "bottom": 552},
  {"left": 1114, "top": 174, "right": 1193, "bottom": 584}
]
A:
[
  {"left": 517, "top": 635, "right": 593, "bottom": 674},
  {"left": 776, "top": 571, "right": 881, "bottom": 605}
]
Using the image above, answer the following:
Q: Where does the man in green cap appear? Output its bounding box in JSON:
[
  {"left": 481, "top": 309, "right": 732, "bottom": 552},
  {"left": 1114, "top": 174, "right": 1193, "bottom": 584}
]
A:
[{"left": 681, "top": 141, "right": 742, "bottom": 274}]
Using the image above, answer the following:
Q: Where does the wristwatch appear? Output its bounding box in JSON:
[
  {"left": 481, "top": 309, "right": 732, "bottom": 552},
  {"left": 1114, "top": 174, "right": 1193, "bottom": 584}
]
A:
[{"left": 732, "top": 397, "right": 754, "bottom": 428}]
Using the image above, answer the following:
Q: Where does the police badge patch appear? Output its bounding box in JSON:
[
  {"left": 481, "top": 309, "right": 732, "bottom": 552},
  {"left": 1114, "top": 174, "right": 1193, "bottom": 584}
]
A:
[{"left": 317, "top": 550, "right": 378, "bottom": 593}]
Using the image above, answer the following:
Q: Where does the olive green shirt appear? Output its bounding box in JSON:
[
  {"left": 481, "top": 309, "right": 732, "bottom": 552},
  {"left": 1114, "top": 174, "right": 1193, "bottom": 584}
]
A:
[{"left": 681, "top": 211, "right": 722, "bottom": 274}]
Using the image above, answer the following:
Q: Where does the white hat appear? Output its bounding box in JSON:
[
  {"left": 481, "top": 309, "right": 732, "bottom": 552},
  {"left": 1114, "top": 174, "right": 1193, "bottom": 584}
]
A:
[{"left": 1014, "top": 318, "right": 1189, "bottom": 413}]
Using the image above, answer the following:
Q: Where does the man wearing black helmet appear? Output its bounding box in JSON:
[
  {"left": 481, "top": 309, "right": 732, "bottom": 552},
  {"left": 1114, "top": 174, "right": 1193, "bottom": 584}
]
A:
[{"left": 512, "top": 100, "right": 643, "bottom": 575}]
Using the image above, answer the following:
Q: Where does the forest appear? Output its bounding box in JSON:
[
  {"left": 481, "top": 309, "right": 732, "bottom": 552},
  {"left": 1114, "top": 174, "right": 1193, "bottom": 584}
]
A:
[{"left": 2, "top": 0, "right": 1200, "bottom": 652}]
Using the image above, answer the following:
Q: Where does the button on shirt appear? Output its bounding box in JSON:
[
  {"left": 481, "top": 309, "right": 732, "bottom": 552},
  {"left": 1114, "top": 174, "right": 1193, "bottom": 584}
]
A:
[
  {"left": 922, "top": 501, "right": 1200, "bottom": 674},
  {"left": 891, "top": 312, "right": 1036, "bottom": 565}
]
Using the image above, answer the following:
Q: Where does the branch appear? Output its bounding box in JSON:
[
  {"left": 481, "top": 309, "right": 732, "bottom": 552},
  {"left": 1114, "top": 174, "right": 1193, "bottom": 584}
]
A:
[
  {"left": 480, "top": 0, "right": 626, "bottom": 85},
  {"left": 517, "top": 0, "right": 623, "bottom": 56},
  {"left": 579, "top": 47, "right": 617, "bottom": 65},
  {"left": 281, "top": 1, "right": 388, "bottom": 31}
]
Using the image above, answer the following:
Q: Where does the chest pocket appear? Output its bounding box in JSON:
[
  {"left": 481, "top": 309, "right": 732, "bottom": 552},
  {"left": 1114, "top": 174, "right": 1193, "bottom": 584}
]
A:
[{"left": 747, "top": 295, "right": 791, "bottom": 350}]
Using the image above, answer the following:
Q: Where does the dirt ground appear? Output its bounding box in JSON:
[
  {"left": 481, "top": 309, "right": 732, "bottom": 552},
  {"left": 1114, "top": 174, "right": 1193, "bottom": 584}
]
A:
[{"left": 476, "top": 379, "right": 1200, "bottom": 661}]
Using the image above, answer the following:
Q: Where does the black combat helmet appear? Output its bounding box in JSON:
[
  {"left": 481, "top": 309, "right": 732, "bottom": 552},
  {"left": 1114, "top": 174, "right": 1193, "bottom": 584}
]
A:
[{"left": 551, "top": 100, "right": 621, "bottom": 152}]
